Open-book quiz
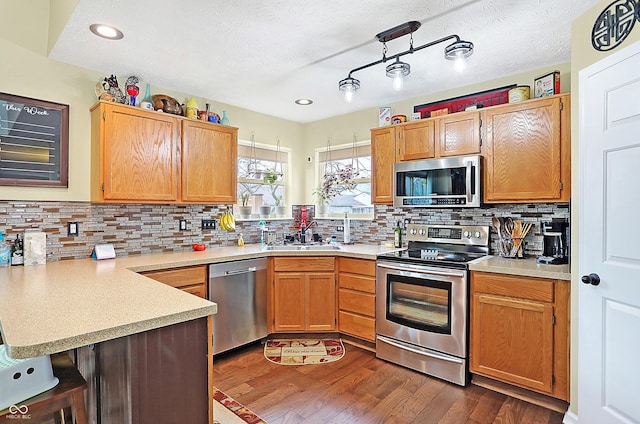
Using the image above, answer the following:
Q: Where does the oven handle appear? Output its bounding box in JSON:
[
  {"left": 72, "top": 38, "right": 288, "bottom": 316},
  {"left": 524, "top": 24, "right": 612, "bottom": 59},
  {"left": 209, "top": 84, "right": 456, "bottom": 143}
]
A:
[
  {"left": 376, "top": 263, "right": 466, "bottom": 278},
  {"left": 466, "top": 160, "right": 472, "bottom": 203},
  {"left": 377, "top": 335, "right": 464, "bottom": 364}
]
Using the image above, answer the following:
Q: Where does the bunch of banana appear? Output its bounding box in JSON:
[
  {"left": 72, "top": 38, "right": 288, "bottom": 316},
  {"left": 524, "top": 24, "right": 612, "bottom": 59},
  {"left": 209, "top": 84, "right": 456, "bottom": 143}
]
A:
[{"left": 219, "top": 210, "right": 236, "bottom": 231}]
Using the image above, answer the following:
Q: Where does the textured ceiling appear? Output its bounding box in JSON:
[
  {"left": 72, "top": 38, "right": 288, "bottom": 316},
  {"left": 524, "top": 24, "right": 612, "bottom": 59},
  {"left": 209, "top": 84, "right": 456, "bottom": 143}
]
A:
[{"left": 49, "top": 0, "right": 599, "bottom": 123}]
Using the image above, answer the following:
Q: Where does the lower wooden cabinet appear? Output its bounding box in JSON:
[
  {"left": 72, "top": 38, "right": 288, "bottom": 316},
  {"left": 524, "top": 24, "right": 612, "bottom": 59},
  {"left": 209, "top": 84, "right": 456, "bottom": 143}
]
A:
[
  {"left": 140, "top": 265, "right": 207, "bottom": 299},
  {"left": 470, "top": 271, "right": 570, "bottom": 401},
  {"left": 270, "top": 257, "right": 336, "bottom": 332},
  {"left": 337, "top": 257, "right": 376, "bottom": 342}
]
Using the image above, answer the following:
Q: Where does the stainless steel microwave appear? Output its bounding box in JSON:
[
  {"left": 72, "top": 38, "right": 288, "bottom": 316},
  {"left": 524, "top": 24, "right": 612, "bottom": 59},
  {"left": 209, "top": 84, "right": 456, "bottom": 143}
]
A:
[{"left": 394, "top": 155, "right": 482, "bottom": 208}]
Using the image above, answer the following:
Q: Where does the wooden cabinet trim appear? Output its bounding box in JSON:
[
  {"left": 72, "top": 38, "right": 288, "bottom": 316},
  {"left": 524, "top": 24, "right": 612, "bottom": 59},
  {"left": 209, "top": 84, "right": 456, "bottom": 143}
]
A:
[
  {"left": 472, "top": 272, "right": 554, "bottom": 303},
  {"left": 338, "top": 257, "right": 376, "bottom": 276},
  {"left": 273, "top": 257, "right": 335, "bottom": 272},
  {"left": 471, "top": 293, "right": 554, "bottom": 394},
  {"left": 338, "top": 274, "right": 375, "bottom": 293},
  {"left": 339, "top": 288, "right": 375, "bottom": 317}
]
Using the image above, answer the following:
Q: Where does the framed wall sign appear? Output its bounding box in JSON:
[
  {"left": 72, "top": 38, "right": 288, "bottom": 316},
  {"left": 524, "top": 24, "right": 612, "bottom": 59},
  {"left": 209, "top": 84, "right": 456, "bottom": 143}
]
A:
[
  {"left": 413, "top": 85, "right": 516, "bottom": 119},
  {"left": 0, "top": 92, "right": 69, "bottom": 187},
  {"left": 533, "top": 71, "right": 560, "bottom": 98}
]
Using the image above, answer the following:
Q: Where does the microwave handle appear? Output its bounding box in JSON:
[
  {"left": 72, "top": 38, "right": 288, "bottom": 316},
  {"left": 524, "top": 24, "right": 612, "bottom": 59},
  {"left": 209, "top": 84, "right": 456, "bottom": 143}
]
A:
[{"left": 466, "top": 160, "right": 472, "bottom": 203}]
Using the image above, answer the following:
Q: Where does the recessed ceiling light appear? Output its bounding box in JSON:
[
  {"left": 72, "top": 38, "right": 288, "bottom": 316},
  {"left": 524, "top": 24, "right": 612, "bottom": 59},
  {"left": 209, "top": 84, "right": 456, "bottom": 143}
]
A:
[
  {"left": 89, "top": 24, "right": 124, "bottom": 40},
  {"left": 295, "top": 99, "right": 313, "bottom": 105}
]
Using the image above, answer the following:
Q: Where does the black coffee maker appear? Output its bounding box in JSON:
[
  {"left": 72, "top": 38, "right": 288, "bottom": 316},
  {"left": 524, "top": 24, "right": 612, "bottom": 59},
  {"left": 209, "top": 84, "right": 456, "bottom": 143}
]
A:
[{"left": 537, "top": 221, "right": 570, "bottom": 265}]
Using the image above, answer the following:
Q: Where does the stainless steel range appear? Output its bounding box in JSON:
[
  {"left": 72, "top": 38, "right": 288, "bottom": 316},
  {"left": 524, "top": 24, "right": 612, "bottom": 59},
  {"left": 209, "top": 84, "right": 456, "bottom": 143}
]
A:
[{"left": 376, "top": 223, "right": 489, "bottom": 386}]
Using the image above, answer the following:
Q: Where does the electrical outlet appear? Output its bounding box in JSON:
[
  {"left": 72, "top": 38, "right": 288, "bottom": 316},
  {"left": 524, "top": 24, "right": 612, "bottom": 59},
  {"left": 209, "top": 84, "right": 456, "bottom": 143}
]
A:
[
  {"left": 201, "top": 219, "right": 216, "bottom": 230},
  {"left": 336, "top": 226, "right": 344, "bottom": 232},
  {"left": 67, "top": 221, "right": 79, "bottom": 237},
  {"left": 403, "top": 218, "right": 411, "bottom": 228},
  {"left": 179, "top": 219, "right": 187, "bottom": 231}
]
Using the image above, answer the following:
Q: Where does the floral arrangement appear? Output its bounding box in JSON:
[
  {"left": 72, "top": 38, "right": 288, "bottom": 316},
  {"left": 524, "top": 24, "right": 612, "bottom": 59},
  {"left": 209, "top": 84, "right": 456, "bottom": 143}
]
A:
[{"left": 314, "top": 163, "right": 358, "bottom": 204}]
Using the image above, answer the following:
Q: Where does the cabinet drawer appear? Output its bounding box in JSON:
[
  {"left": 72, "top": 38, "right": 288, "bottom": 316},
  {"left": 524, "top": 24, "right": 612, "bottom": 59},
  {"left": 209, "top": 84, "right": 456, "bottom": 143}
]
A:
[
  {"left": 339, "top": 311, "right": 375, "bottom": 342},
  {"left": 339, "top": 274, "right": 375, "bottom": 293},
  {"left": 141, "top": 265, "right": 207, "bottom": 288},
  {"left": 180, "top": 284, "right": 207, "bottom": 299},
  {"left": 339, "top": 257, "right": 375, "bottom": 276},
  {"left": 273, "top": 257, "right": 335, "bottom": 272},
  {"left": 339, "top": 288, "right": 375, "bottom": 317},
  {"left": 472, "top": 271, "right": 554, "bottom": 303}
]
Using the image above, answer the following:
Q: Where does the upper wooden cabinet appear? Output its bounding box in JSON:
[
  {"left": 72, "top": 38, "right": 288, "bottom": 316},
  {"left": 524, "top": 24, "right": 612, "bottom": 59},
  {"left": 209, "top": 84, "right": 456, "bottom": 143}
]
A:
[
  {"left": 371, "top": 126, "right": 397, "bottom": 204},
  {"left": 90, "top": 101, "right": 238, "bottom": 204},
  {"left": 396, "top": 120, "right": 435, "bottom": 161},
  {"left": 436, "top": 112, "right": 481, "bottom": 157},
  {"left": 91, "top": 102, "right": 180, "bottom": 203},
  {"left": 371, "top": 113, "right": 480, "bottom": 204},
  {"left": 181, "top": 120, "right": 237, "bottom": 203},
  {"left": 482, "top": 94, "right": 570, "bottom": 203}
]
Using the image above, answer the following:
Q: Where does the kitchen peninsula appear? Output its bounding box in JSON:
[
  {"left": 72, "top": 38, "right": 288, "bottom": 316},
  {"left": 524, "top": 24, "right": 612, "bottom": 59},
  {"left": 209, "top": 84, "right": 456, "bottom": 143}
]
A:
[{"left": 0, "top": 257, "right": 217, "bottom": 424}]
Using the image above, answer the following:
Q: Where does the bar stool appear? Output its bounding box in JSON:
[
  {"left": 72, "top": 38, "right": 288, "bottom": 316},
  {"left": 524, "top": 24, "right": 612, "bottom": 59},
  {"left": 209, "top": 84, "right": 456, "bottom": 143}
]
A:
[{"left": 0, "top": 353, "right": 87, "bottom": 424}]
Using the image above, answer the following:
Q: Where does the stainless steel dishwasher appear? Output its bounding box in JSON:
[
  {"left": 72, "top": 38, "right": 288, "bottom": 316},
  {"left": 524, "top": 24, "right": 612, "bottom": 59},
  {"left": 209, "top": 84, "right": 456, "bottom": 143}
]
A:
[{"left": 208, "top": 258, "right": 268, "bottom": 355}]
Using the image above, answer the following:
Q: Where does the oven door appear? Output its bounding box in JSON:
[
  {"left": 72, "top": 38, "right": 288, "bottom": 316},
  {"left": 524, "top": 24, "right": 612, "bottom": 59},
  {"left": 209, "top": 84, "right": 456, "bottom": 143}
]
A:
[{"left": 376, "top": 260, "right": 468, "bottom": 358}]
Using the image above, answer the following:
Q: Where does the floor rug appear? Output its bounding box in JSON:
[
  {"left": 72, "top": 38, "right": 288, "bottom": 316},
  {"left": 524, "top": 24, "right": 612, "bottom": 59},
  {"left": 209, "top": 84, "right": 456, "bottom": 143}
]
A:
[
  {"left": 263, "top": 338, "right": 345, "bottom": 365},
  {"left": 213, "top": 387, "right": 267, "bottom": 424}
]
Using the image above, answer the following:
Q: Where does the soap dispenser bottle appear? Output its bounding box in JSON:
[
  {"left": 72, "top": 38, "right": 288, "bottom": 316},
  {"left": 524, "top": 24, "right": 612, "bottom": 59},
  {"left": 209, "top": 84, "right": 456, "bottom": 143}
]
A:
[{"left": 343, "top": 213, "right": 351, "bottom": 244}]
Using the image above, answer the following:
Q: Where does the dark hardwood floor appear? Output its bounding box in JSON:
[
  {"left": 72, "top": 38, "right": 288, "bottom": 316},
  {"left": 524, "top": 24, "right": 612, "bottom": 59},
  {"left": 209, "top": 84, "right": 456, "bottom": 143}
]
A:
[{"left": 213, "top": 342, "right": 565, "bottom": 424}]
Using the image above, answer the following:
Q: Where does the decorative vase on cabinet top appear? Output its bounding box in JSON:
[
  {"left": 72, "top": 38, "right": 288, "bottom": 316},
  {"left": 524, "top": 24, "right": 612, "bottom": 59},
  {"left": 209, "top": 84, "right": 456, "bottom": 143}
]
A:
[{"left": 221, "top": 110, "right": 230, "bottom": 125}]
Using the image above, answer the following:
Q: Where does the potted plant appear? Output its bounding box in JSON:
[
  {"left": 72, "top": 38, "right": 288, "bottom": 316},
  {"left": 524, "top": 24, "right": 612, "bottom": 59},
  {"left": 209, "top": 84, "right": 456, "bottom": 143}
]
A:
[
  {"left": 263, "top": 170, "right": 286, "bottom": 217},
  {"left": 313, "top": 185, "right": 331, "bottom": 217},
  {"left": 239, "top": 191, "right": 252, "bottom": 218}
]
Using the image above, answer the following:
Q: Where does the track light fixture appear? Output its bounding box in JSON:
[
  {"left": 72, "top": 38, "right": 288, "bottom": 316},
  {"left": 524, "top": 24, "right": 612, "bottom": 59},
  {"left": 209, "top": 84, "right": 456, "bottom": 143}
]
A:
[{"left": 338, "top": 21, "right": 474, "bottom": 102}]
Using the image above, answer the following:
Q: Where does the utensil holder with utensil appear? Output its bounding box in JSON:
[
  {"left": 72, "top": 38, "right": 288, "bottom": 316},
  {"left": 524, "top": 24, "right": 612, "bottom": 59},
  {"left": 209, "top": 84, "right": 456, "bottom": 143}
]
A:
[
  {"left": 492, "top": 217, "right": 533, "bottom": 258},
  {"left": 497, "top": 236, "right": 526, "bottom": 258}
]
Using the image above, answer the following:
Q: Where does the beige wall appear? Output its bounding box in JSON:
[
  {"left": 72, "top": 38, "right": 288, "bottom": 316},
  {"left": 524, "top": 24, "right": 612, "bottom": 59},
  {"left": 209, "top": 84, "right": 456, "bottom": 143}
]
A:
[
  {"left": 0, "top": 0, "right": 304, "bottom": 203},
  {"left": 569, "top": 1, "right": 640, "bottom": 415}
]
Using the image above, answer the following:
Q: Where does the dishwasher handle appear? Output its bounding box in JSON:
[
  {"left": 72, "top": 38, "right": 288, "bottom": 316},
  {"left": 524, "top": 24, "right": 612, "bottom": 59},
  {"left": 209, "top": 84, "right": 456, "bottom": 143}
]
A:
[{"left": 224, "top": 267, "right": 257, "bottom": 276}]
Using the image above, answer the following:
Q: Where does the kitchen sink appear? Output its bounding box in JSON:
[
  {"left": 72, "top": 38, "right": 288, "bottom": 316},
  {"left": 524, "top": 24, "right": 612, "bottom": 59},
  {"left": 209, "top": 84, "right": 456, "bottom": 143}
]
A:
[{"left": 262, "top": 244, "right": 342, "bottom": 251}]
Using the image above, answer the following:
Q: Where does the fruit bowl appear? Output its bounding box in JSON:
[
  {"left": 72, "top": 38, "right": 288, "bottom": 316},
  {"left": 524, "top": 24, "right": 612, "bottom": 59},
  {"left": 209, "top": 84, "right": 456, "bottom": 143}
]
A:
[{"left": 192, "top": 243, "right": 207, "bottom": 251}]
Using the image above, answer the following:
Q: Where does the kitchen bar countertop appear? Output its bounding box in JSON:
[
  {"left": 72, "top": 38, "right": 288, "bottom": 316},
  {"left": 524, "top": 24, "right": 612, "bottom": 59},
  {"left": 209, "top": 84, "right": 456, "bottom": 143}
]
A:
[
  {"left": 1, "top": 244, "right": 569, "bottom": 360},
  {"left": 0, "top": 243, "right": 398, "bottom": 359},
  {"left": 469, "top": 256, "right": 571, "bottom": 281}
]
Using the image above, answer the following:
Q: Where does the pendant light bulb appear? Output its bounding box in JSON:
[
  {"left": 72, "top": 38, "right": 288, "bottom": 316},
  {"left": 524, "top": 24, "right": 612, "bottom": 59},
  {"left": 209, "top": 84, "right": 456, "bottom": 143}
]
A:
[
  {"left": 386, "top": 59, "right": 410, "bottom": 91},
  {"left": 339, "top": 77, "right": 360, "bottom": 103},
  {"left": 392, "top": 73, "right": 405, "bottom": 90},
  {"left": 454, "top": 50, "right": 467, "bottom": 72}
]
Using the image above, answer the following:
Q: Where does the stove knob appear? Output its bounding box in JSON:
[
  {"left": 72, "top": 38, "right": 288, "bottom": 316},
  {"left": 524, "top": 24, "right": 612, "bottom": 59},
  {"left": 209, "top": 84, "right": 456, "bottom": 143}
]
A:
[
  {"left": 409, "top": 228, "right": 417, "bottom": 235},
  {"left": 474, "top": 231, "right": 482, "bottom": 239},
  {"left": 419, "top": 228, "right": 426, "bottom": 236},
  {"left": 463, "top": 231, "right": 471, "bottom": 239}
]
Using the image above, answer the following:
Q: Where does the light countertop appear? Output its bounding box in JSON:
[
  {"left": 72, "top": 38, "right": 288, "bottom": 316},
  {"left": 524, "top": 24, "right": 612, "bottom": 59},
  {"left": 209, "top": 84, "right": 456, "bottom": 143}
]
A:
[
  {"left": 469, "top": 256, "right": 571, "bottom": 281},
  {"left": 1, "top": 243, "right": 568, "bottom": 360},
  {"left": 0, "top": 243, "right": 398, "bottom": 359}
]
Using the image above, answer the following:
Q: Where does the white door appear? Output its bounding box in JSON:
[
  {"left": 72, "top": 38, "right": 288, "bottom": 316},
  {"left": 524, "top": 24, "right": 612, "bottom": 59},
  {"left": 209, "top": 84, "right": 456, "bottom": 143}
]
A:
[{"left": 579, "top": 40, "right": 640, "bottom": 423}]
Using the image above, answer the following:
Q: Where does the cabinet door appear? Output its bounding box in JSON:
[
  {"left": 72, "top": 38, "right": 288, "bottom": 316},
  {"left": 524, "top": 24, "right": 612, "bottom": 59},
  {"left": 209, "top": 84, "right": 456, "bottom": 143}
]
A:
[
  {"left": 436, "top": 112, "right": 480, "bottom": 157},
  {"left": 397, "top": 120, "right": 435, "bottom": 161},
  {"left": 483, "top": 96, "right": 566, "bottom": 203},
  {"left": 102, "top": 104, "right": 179, "bottom": 202},
  {"left": 305, "top": 272, "right": 336, "bottom": 331},
  {"left": 371, "top": 127, "right": 395, "bottom": 204},
  {"left": 273, "top": 272, "right": 305, "bottom": 332},
  {"left": 470, "top": 293, "right": 554, "bottom": 394},
  {"left": 182, "top": 120, "right": 237, "bottom": 203}
]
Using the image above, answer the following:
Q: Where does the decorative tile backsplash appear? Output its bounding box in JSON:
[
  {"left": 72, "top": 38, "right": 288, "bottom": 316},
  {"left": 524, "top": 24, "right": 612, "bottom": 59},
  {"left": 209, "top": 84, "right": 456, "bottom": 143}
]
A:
[{"left": 0, "top": 201, "right": 569, "bottom": 262}]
